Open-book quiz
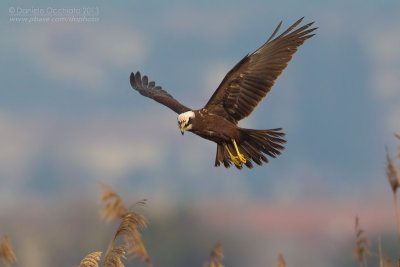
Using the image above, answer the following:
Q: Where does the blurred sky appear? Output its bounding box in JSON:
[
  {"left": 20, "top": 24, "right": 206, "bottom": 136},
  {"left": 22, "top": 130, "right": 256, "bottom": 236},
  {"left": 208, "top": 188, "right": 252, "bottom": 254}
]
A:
[{"left": 1, "top": 0, "right": 400, "bottom": 266}]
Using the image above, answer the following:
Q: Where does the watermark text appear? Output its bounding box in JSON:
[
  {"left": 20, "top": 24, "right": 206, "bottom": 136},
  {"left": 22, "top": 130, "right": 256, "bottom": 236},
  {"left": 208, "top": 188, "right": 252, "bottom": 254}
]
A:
[{"left": 9, "top": 6, "right": 100, "bottom": 23}]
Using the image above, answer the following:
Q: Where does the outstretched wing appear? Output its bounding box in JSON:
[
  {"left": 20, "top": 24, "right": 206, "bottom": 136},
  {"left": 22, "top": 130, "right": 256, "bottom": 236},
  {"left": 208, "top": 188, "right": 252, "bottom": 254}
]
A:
[
  {"left": 130, "top": 72, "right": 191, "bottom": 114},
  {"left": 204, "top": 18, "right": 317, "bottom": 123}
]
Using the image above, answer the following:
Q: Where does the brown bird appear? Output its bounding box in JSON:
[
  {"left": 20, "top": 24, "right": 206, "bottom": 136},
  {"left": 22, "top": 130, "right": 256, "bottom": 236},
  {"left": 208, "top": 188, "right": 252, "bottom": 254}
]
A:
[{"left": 130, "top": 17, "right": 316, "bottom": 169}]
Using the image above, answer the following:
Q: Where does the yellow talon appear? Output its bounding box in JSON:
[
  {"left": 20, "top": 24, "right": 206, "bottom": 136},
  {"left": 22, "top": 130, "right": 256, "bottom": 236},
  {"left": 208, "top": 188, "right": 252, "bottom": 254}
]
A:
[
  {"left": 225, "top": 144, "right": 241, "bottom": 166},
  {"left": 224, "top": 139, "right": 246, "bottom": 167},
  {"left": 232, "top": 139, "right": 246, "bottom": 164}
]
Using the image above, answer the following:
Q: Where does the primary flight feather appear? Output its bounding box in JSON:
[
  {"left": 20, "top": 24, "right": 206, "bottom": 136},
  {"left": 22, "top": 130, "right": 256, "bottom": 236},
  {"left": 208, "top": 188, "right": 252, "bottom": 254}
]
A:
[{"left": 130, "top": 17, "right": 317, "bottom": 169}]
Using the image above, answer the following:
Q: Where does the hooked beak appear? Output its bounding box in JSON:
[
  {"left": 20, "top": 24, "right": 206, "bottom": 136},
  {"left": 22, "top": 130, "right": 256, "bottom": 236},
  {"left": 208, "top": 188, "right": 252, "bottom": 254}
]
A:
[{"left": 180, "top": 126, "right": 185, "bottom": 135}]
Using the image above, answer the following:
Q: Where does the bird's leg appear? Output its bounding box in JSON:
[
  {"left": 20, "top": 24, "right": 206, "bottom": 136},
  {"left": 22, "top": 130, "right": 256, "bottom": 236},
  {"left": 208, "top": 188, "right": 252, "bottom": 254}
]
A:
[
  {"left": 224, "top": 144, "right": 242, "bottom": 167},
  {"left": 231, "top": 139, "right": 246, "bottom": 164},
  {"left": 224, "top": 140, "right": 246, "bottom": 167}
]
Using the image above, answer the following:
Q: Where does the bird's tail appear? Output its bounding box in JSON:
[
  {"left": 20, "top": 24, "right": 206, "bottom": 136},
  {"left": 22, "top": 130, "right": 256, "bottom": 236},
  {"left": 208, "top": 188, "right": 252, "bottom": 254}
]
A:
[{"left": 215, "top": 128, "right": 286, "bottom": 169}]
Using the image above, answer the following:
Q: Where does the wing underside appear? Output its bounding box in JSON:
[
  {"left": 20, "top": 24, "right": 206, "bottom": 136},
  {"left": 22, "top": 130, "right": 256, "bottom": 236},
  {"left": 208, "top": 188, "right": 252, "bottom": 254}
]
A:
[{"left": 130, "top": 72, "right": 191, "bottom": 114}]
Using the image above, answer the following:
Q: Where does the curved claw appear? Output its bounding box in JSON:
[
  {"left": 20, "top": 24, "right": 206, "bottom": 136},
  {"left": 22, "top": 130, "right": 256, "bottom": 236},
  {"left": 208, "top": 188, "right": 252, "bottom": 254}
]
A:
[
  {"left": 232, "top": 139, "right": 246, "bottom": 164},
  {"left": 224, "top": 144, "right": 242, "bottom": 166},
  {"left": 224, "top": 140, "right": 246, "bottom": 167}
]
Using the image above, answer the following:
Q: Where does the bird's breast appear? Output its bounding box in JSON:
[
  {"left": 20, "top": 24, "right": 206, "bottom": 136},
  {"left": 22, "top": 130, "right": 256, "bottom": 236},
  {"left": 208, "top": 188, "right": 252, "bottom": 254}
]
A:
[{"left": 191, "top": 112, "right": 239, "bottom": 142}]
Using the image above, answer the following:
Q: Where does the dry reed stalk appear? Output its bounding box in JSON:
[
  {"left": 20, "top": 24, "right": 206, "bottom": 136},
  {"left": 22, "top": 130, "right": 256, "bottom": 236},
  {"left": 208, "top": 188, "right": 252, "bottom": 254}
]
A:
[
  {"left": 382, "top": 257, "right": 394, "bottom": 267},
  {"left": 277, "top": 253, "right": 286, "bottom": 267},
  {"left": 76, "top": 252, "right": 102, "bottom": 267},
  {"left": 379, "top": 235, "right": 384, "bottom": 267},
  {"left": 386, "top": 146, "right": 400, "bottom": 194},
  {"left": 202, "top": 243, "right": 224, "bottom": 267},
  {"left": 353, "top": 216, "right": 371, "bottom": 267},
  {"left": 107, "top": 204, "right": 151, "bottom": 266},
  {"left": 99, "top": 183, "right": 152, "bottom": 266},
  {"left": 104, "top": 246, "right": 126, "bottom": 267},
  {"left": 379, "top": 236, "right": 394, "bottom": 267},
  {"left": 0, "top": 236, "right": 17, "bottom": 267},
  {"left": 124, "top": 226, "right": 152, "bottom": 266},
  {"left": 385, "top": 146, "right": 400, "bottom": 249},
  {"left": 396, "top": 133, "right": 400, "bottom": 171},
  {"left": 99, "top": 182, "right": 128, "bottom": 222}
]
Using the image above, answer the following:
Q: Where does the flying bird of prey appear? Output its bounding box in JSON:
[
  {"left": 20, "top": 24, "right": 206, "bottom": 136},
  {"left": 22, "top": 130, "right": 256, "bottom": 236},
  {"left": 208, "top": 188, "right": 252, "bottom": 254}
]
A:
[{"left": 130, "top": 18, "right": 316, "bottom": 169}]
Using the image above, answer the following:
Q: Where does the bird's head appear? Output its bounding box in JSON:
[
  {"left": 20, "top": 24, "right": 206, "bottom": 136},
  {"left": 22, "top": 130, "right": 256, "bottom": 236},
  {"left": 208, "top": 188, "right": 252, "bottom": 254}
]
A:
[{"left": 177, "top": 111, "right": 195, "bottom": 135}]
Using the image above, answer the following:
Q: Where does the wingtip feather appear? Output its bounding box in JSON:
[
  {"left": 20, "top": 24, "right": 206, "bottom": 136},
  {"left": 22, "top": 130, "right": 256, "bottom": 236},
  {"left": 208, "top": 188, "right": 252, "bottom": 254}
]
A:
[
  {"left": 143, "top": 75, "right": 148, "bottom": 86},
  {"left": 266, "top": 20, "right": 283, "bottom": 43},
  {"left": 130, "top": 72, "right": 136, "bottom": 89},
  {"left": 135, "top": 72, "right": 142, "bottom": 87}
]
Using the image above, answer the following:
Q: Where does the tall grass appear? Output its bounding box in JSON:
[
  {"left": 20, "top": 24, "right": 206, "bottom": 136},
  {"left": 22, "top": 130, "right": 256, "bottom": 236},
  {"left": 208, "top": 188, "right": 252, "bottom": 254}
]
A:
[
  {"left": 2, "top": 135, "right": 400, "bottom": 266},
  {"left": 0, "top": 236, "right": 17, "bottom": 267},
  {"left": 353, "top": 216, "right": 371, "bottom": 267},
  {"left": 98, "top": 182, "right": 151, "bottom": 267},
  {"left": 353, "top": 134, "right": 400, "bottom": 266},
  {"left": 72, "top": 182, "right": 153, "bottom": 267},
  {"left": 385, "top": 145, "right": 400, "bottom": 247},
  {"left": 202, "top": 243, "right": 224, "bottom": 267},
  {"left": 276, "top": 253, "right": 286, "bottom": 267},
  {"left": 75, "top": 252, "right": 102, "bottom": 267}
]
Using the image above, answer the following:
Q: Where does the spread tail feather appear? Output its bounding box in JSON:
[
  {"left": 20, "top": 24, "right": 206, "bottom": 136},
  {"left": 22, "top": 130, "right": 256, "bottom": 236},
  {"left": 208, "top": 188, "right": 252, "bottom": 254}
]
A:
[{"left": 214, "top": 128, "right": 286, "bottom": 169}]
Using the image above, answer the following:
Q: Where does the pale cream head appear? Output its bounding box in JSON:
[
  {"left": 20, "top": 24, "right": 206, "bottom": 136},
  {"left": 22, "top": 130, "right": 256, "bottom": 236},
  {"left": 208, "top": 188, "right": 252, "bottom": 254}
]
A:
[{"left": 177, "top": 111, "right": 195, "bottom": 134}]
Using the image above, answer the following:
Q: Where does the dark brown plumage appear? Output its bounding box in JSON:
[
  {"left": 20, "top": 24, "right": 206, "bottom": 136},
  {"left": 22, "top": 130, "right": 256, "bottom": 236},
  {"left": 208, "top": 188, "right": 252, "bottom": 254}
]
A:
[{"left": 130, "top": 18, "right": 317, "bottom": 169}]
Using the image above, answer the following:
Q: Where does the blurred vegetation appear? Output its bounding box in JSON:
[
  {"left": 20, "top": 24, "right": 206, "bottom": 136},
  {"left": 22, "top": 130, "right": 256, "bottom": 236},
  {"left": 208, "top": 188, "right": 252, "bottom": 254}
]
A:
[{"left": 1, "top": 135, "right": 400, "bottom": 266}]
